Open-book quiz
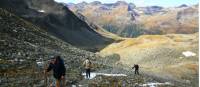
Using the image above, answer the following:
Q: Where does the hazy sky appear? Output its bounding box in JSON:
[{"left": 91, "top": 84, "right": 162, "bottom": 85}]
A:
[{"left": 54, "top": 0, "right": 198, "bottom": 7}]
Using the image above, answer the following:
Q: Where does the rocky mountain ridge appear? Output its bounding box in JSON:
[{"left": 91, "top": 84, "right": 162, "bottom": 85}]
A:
[
  {"left": 0, "top": 0, "right": 121, "bottom": 52},
  {"left": 67, "top": 1, "right": 198, "bottom": 37}
]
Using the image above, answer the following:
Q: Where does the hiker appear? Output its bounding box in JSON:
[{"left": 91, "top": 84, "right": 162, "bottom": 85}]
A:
[
  {"left": 132, "top": 64, "right": 139, "bottom": 75},
  {"left": 83, "top": 58, "right": 92, "bottom": 79},
  {"left": 45, "top": 56, "right": 66, "bottom": 87}
]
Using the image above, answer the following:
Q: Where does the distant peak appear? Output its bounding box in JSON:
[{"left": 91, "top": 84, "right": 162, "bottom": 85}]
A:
[
  {"left": 90, "top": 1, "right": 101, "bottom": 5},
  {"left": 76, "top": 1, "right": 88, "bottom": 6},
  {"left": 147, "top": 6, "right": 163, "bottom": 9},
  {"left": 115, "top": 1, "right": 128, "bottom": 5},
  {"left": 128, "top": 3, "right": 135, "bottom": 5},
  {"left": 78, "top": 1, "right": 88, "bottom": 4},
  {"left": 128, "top": 3, "right": 136, "bottom": 8},
  {"left": 178, "top": 4, "right": 188, "bottom": 8}
]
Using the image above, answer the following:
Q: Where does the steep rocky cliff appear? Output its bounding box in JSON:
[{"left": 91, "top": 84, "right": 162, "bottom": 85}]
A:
[
  {"left": 0, "top": 0, "right": 118, "bottom": 51},
  {"left": 0, "top": 8, "right": 101, "bottom": 86}
]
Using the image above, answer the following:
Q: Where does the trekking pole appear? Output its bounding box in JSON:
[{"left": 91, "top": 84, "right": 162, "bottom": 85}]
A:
[
  {"left": 44, "top": 62, "right": 47, "bottom": 87},
  {"left": 62, "top": 74, "right": 66, "bottom": 87},
  {"left": 44, "top": 73, "right": 47, "bottom": 87}
]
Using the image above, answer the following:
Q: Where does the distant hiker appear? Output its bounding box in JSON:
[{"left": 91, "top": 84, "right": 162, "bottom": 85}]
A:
[
  {"left": 83, "top": 58, "right": 92, "bottom": 79},
  {"left": 132, "top": 64, "right": 139, "bottom": 75},
  {"left": 45, "top": 56, "right": 66, "bottom": 87}
]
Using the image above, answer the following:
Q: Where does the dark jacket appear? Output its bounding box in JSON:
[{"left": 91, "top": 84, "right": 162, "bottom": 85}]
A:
[
  {"left": 47, "top": 59, "right": 66, "bottom": 79},
  {"left": 132, "top": 65, "right": 139, "bottom": 70}
]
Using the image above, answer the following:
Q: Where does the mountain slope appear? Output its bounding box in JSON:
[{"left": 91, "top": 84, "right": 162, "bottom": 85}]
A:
[
  {"left": 0, "top": 8, "right": 101, "bottom": 86},
  {"left": 0, "top": 0, "right": 119, "bottom": 51},
  {"left": 68, "top": 2, "right": 198, "bottom": 37},
  {"left": 100, "top": 33, "right": 198, "bottom": 86},
  {"left": 139, "top": 5, "right": 199, "bottom": 34},
  {"left": 0, "top": 8, "right": 173, "bottom": 87}
]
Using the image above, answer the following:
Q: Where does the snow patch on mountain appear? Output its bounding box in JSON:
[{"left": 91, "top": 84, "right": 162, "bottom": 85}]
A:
[
  {"left": 38, "top": 10, "right": 45, "bottom": 13},
  {"left": 182, "top": 51, "right": 196, "bottom": 57}
]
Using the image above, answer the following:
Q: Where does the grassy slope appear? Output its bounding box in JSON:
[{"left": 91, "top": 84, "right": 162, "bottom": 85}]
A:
[{"left": 100, "top": 33, "right": 198, "bottom": 85}]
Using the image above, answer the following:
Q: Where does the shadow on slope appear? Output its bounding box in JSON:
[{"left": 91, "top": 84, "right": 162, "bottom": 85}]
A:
[{"left": 0, "top": 0, "right": 117, "bottom": 52}]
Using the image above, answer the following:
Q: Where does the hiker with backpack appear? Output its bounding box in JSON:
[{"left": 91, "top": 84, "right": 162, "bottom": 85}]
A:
[
  {"left": 45, "top": 56, "right": 66, "bottom": 87},
  {"left": 83, "top": 58, "right": 92, "bottom": 79},
  {"left": 132, "top": 64, "right": 139, "bottom": 75}
]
